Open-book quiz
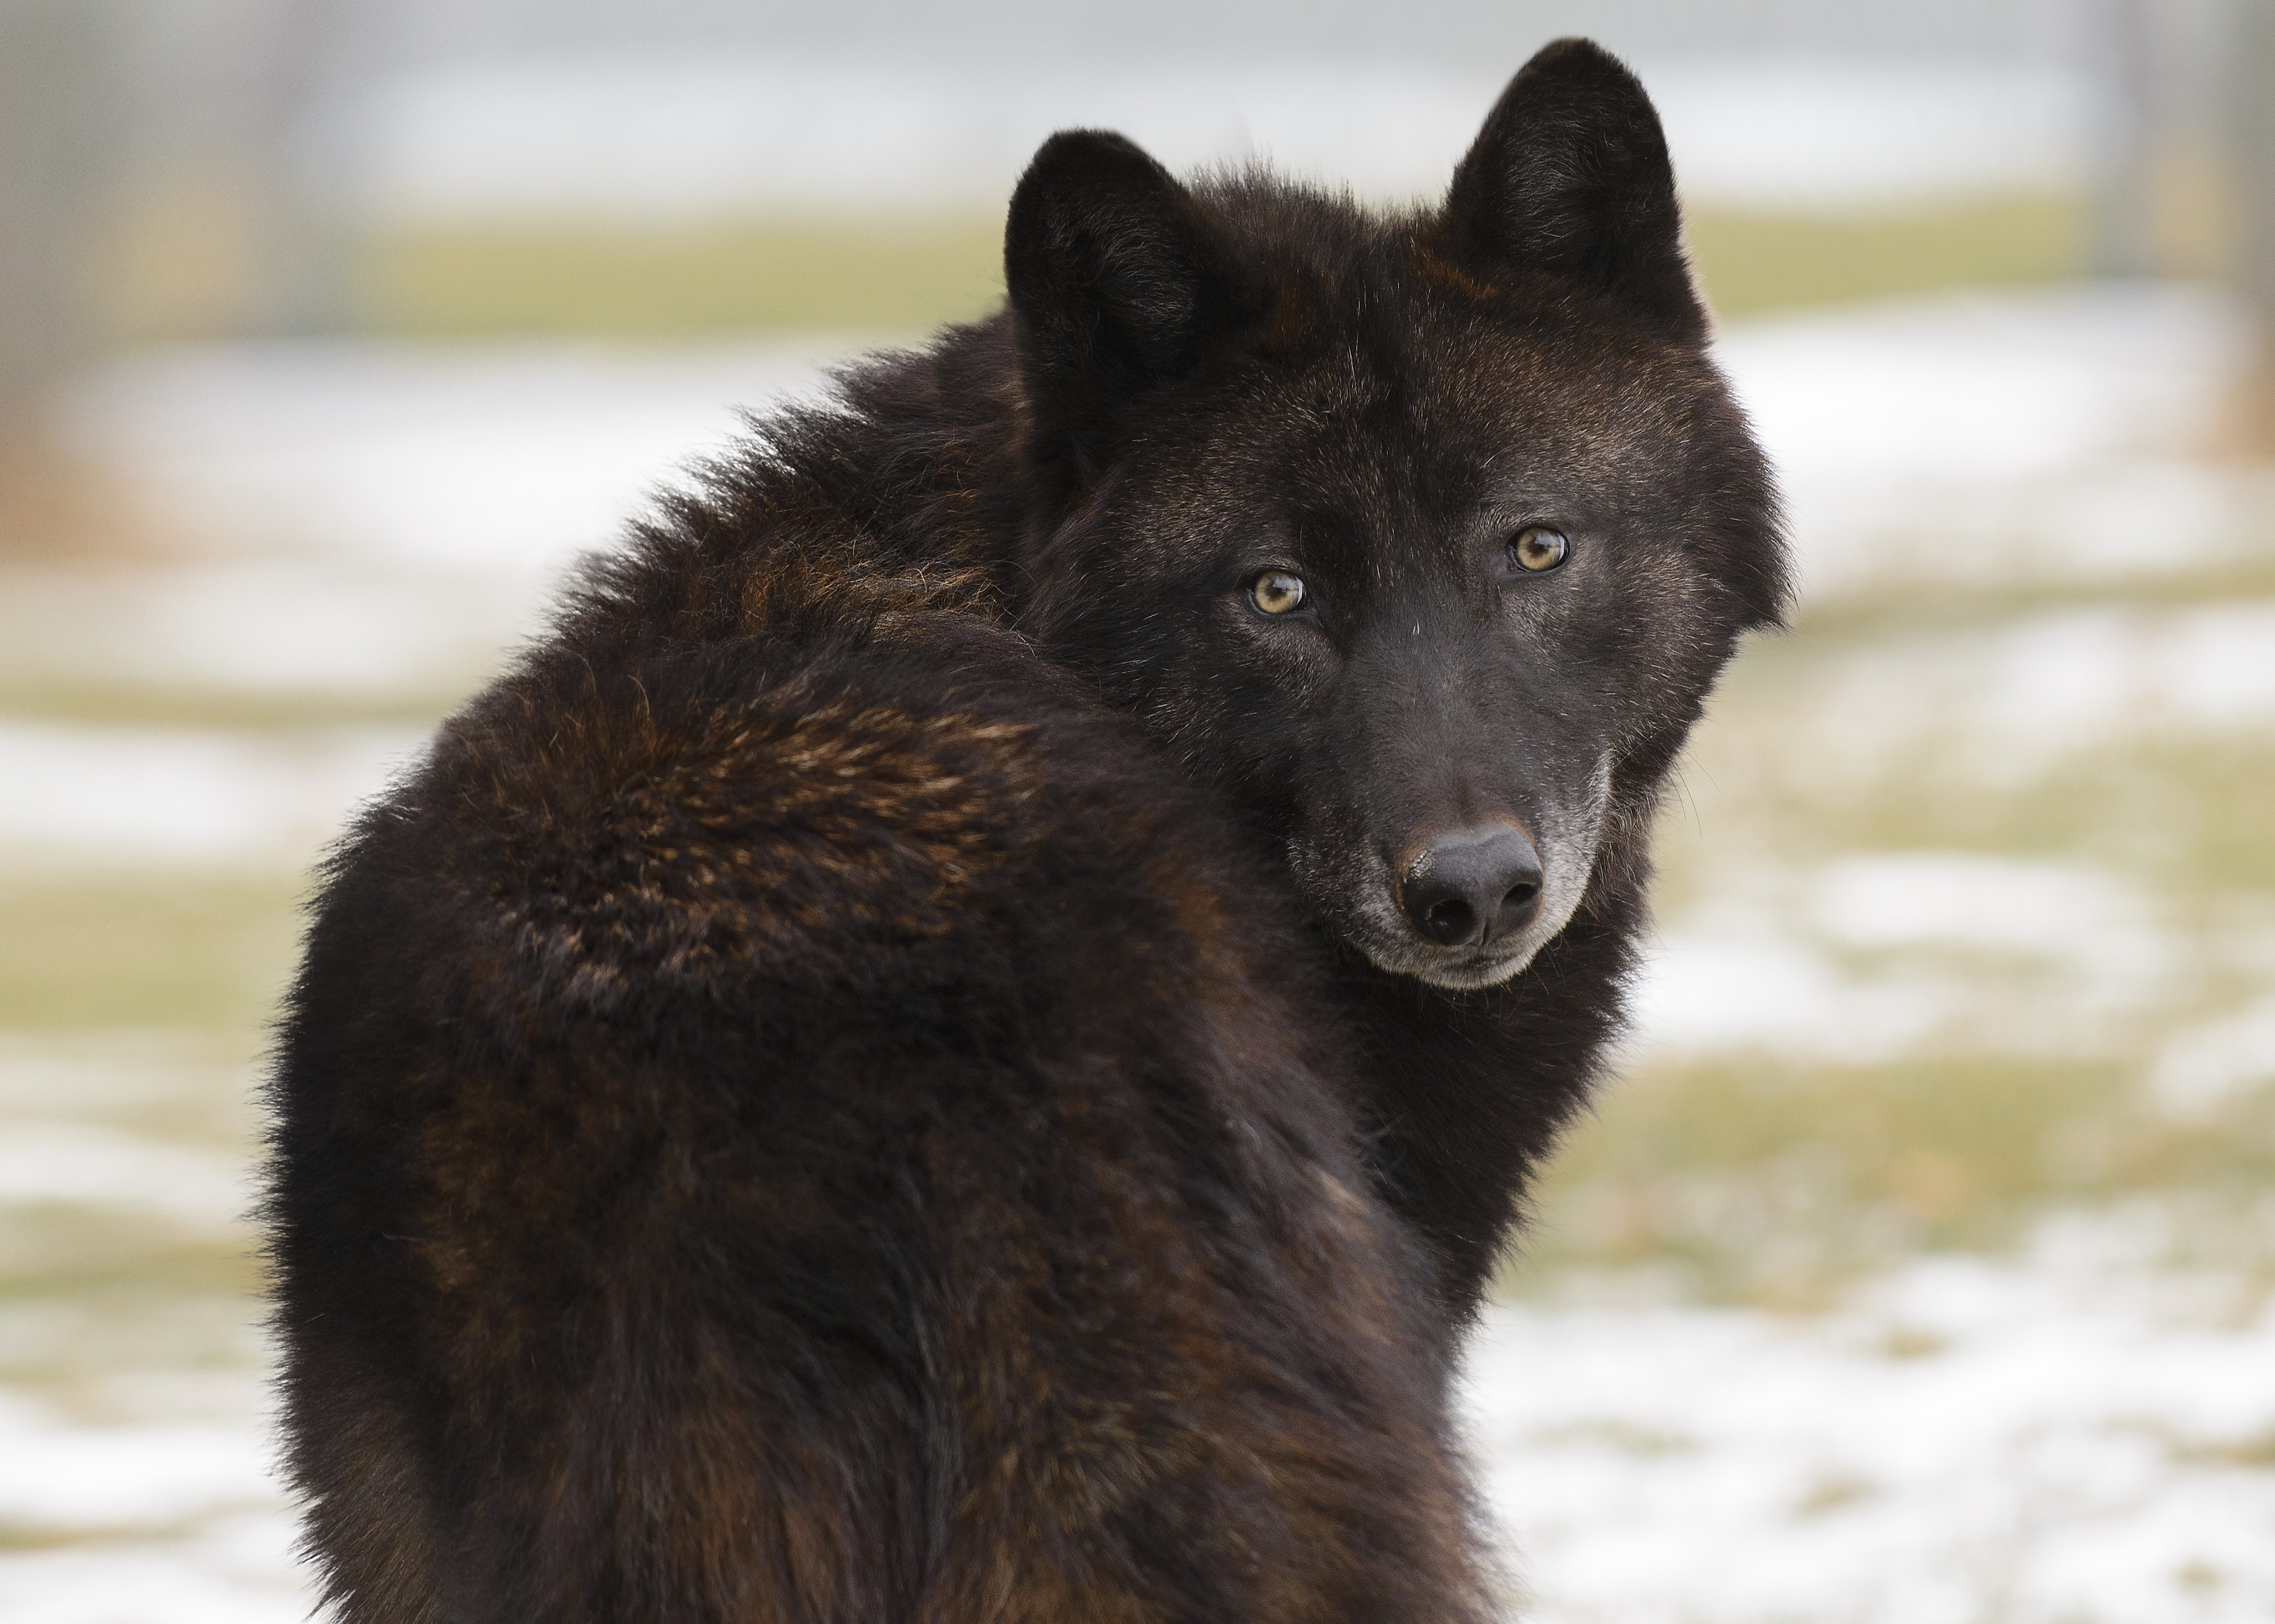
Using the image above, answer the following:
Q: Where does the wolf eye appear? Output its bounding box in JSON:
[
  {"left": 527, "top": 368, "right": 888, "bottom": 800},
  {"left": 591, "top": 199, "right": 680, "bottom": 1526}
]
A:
[
  {"left": 1248, "top": 570, "right": 1307, "bottom": 615},
  {"left": 1511, "top": 526, "right": 1569, "bottom": 572}
]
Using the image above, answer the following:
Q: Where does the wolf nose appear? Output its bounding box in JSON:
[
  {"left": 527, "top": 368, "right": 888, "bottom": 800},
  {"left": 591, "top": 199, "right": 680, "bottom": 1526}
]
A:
[{"left": 1400, "top": 825, "right": 1544, "bottom": 948}]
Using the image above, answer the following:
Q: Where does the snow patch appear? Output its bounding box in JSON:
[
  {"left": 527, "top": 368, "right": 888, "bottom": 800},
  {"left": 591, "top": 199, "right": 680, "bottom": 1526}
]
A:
[
  {"left": 1467, "top": 1247, "right": 2275, "bottom": 1624},
  {"left": 0, "top": 721, "right": 429, "bottom": 871},
  {"left": 2148, "top": 997, "right": 2275, "bottom": 1120},
  {"left": 0, "top": 564, "right": 525, "bottom": 698},
  {"left": 0, "top": 1399, "right": 277, "bottom": 1532},
  {"left": 58, "top": 337, "right": 844, "bottom": 598},
  {"left": 1632, "top": 853, "right": 2176, "bottom": 1063},
  {"left": 1714, "top": 285, "right": 2260, "bottom": 601},
  {"left": 0, "top": 1124, "right": 248, "bottom": 1231},
  {"left": 1811, "top": 853, "right": 2147, "bottom": 957}
]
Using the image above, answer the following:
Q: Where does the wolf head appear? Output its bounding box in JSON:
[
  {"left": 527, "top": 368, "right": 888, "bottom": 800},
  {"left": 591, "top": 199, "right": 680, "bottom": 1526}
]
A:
[{"left": 1002, "top": 39, "right": 1786, "bottom": 990}]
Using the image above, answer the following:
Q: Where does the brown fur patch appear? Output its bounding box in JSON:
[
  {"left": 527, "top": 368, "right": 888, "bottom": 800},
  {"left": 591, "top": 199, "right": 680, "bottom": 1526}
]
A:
[
  {"left": 1408, "top": 239, "right": 1499, "bottom": 301},
  {"left": 454, "top": 685, "right": 1048, "bottom": 986},
  {"left": 1265, "top": 277, "right": 1319, "bottom": 349}
]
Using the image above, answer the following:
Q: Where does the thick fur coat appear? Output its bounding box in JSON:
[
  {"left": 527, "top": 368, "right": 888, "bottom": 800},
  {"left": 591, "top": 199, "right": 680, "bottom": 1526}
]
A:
[{"left": 266, "top": 38, "right": 1786, "bottom": 1623}]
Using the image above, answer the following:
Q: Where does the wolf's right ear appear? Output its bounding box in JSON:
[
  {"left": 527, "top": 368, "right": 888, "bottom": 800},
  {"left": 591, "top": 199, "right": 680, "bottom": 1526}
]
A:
[
  {"left": 1006, "top": 131, "right": 1251, "bottom": 494},
  {"left": 1443, "top": 38, "right": 1706, "bottom": 345}
]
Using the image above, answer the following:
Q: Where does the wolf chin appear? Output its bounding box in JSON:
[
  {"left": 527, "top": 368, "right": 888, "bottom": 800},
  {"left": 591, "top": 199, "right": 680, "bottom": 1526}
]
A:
[{"left": 266, "top": 37, "right": 1785, "bottom": 1623}]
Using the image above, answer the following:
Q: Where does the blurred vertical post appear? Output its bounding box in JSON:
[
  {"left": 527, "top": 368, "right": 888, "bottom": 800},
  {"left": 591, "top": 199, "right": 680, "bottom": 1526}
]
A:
[
  {"left": 2083, "top": 0, "right": 2160, "bottom": 278},
  {"left": 0, "top": 0, "right": 112, "bottom": 417},
  {"left": 2232, "top": 1, "right": 2275, "bottom": 340},
  {"left": 0, "top": 0, "right": 118, "bottom": 553},
  {"left": 242, "top": 0, "right": 389, "bottom": 337}
]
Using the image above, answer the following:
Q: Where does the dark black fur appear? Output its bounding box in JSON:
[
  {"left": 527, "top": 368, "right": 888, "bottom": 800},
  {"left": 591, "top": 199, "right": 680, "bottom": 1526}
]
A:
[{"left": 267, "top": 38, "right": 1784, "bottom": 1623}]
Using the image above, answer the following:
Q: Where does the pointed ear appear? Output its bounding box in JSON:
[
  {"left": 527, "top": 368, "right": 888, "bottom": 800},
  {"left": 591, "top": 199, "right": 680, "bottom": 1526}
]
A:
[
  {"left": 1443, "top": 38, "right": 1706, "bottom": 345},
  {"left": 1005, "top": 130, "right": 1252, "bottom": 495}
]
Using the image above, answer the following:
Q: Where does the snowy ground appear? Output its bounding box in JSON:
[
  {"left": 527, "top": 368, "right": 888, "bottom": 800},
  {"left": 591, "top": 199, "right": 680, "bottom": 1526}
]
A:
[
  {"left": 2, "top": 283, "right": 2271, "bottom": 1620},
  {"left": 1472, "top": 1237, "right": 2275, "bottom": 1624}
]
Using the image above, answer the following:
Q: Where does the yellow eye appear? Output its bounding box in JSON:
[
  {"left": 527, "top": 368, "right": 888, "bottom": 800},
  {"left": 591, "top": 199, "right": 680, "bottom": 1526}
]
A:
[
  {"left": 1512, "top": 526, "right": 1569, "bottom": 572},
  {"left": 1249, "top": 569, "right": 1307, "bottom": 615}
]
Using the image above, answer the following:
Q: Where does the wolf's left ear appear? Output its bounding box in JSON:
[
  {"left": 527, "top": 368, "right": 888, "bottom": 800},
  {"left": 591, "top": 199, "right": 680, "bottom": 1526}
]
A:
[
  {"left": 1443, "top": 38, "right": 1706, "bottom": 345},
  {"left": 1006, "top": 130, "right": 1253, "bottom": 494}
]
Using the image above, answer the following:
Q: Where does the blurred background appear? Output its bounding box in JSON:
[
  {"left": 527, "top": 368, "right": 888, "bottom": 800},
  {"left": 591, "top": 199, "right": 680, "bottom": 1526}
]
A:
[{"left": 2, "top": 1, "right": 2272, "bottom": 1620}]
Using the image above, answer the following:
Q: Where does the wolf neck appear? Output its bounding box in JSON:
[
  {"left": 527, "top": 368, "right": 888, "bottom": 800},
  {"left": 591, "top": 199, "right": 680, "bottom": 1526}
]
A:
[
  {"left": 735, "top": 325, "right": 1641, "bottom": 1334},
  {"left": 784, "top": 319, "right": 1039, "bottom": 598},
  {"left": 1330, "top": 860, "right": 1646, "bottom": 1331}
]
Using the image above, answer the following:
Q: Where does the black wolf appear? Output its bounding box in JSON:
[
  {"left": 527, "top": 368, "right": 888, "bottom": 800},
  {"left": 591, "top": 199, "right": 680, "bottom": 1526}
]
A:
[{"left": 267, "top": 38, "right": 1783, "bottom": 1623}]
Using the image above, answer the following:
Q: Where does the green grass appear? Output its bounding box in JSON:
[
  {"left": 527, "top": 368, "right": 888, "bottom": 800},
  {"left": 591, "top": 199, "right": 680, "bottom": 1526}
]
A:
[
  {"left": 94, "top": 190, "right": 2097, "bottom": 344},
  {"left": 1786, "top": 554, "right": 2275, "bottom": 645},
  {"left": 1515, "top": 1049, "right": 2275, "bottom": 1308},
  {"left": 0, "top": 1210, "right": 253, "bottom": 1302},
  {"left": 1675, "top": 630, "right": 2275, "bottom": 897},
  {"left": 0, "top": 876, "right": 305, "bottom": 1034},
  {"left": 1686, "top": 195, "right": 2084, "bottom": 318},
  {"left": 359, "top": 197, "right": 2085, "bottom": 338},
  {"left": 0, "top": 680, "right": 457, "bottom": 732},
  {"left": 362, "top": 216, "right": 1011, "bottom": 337}
]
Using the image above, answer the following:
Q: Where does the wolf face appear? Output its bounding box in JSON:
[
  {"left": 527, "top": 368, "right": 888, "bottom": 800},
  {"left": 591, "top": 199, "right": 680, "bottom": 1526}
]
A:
[{"left": 1007, "top": 41, "right": 1786, "bottom": 989}]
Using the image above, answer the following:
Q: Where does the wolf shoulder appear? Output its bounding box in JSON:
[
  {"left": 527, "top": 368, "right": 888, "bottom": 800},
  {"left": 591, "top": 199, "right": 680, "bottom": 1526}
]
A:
[{"left": 293, "top": 545, "right": 1302, "bottom": 1063}]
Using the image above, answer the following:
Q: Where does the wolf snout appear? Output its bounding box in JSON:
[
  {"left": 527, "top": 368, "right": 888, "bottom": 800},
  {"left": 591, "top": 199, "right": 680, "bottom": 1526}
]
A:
[{"left": 1398, "top": 824, "right": 1543, "bottom": 948}]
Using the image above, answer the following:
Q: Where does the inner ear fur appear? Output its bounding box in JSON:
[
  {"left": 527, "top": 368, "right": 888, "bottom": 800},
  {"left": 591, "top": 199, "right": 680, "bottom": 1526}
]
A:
[
  {"left": 1443, "top": 38, "right": 1706, "bottom": 345},
  {"left": 1005, "top": 130, "right": 1255, "bottom": 496}
]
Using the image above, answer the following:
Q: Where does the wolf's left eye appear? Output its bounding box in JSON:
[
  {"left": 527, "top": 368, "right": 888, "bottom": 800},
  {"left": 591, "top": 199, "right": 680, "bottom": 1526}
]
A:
[
  {"left": 1510, "top": 526, "right": 1569, "bottom": 572},
  {"left": 1249, "top": 570, "right": 1307, "bottom": 615}
]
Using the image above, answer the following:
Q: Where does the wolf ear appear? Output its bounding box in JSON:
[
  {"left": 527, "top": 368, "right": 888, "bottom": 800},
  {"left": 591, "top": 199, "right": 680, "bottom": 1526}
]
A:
[
  {"left": 1443, "top": 38, "right": 1706, "bottom": 345},
  {"left": 1006, "top": 130, "right": 1250, "bottom": 493}
]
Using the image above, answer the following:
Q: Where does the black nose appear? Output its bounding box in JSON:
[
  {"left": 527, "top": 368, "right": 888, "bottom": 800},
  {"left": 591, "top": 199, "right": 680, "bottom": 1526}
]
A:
[{"left": 1399, "top": 825, "right": 1544, "bottom": 948}]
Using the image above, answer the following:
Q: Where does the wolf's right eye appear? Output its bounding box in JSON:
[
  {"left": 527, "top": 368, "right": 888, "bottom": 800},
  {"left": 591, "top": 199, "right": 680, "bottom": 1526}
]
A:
[
  {"left": 1510, "top": 526, "right": 1569, "bottom": 572},
  {"left": 1249, "top": 570, "right": 1307, "bottom": 615}
]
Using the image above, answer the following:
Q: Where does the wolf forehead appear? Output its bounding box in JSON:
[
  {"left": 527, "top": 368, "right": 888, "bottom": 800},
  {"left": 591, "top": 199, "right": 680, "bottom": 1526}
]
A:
[
  {"left": 1192, "top": 282, "right": 1718, "bottom": 480},
  {"left": 1049, "top": 194, "right": 1752, "bottom": 533}
]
